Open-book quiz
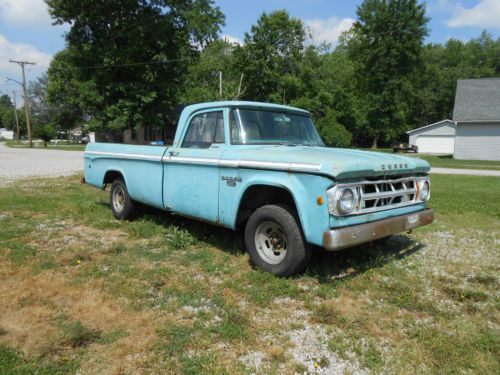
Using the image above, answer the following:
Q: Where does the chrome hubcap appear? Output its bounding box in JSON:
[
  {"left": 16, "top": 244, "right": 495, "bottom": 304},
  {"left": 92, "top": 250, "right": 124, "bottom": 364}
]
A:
[
  {"left": 254, "top": 221, "right": 288, "bottom": 265},
  {"left": 113, "top": 186, "right": 126, "bottom": 212}
]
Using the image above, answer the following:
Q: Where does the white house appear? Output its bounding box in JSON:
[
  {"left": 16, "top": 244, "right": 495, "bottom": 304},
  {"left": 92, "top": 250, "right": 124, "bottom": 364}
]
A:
[
  {"left": 406, "top": 119, "right": 455, "bottom": 154},
  {"left": 452, "top": 78, "right": 500, "bottom": 161},
  {"left": 0, "top": 128, "right": 14, "bottom": 140}
]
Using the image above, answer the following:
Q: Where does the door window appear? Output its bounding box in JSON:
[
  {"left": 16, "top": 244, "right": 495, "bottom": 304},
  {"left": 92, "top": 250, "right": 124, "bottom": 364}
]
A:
[{"left": 182, "top": 111, "right": 225, "bottom": 148}]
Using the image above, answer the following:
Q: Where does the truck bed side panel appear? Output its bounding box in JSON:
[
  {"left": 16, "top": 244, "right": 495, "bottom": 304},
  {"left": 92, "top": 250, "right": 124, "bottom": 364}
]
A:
[{"left": 84, "top": 143, "right": 168, "bottom": 209}]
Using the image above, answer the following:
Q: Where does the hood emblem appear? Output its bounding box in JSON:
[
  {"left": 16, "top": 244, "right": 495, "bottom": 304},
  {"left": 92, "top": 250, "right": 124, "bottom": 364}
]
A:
[{"left": 381, "top": 163, "right": 408, "bottom": 170}]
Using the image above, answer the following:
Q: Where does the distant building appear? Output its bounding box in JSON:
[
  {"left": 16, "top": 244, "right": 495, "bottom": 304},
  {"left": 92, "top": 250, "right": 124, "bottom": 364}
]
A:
[
  {"left": 407, "top": 78, "right": 500, "bottom": 160},
  {"left": 406, "top": 119, "right": 455, "bottom": 154},
  {"left": 0, "top": 128, "right": 14, "bottom": 140},
  {"left": 452, "top": 78, "right": 500, "bottom": 161}
]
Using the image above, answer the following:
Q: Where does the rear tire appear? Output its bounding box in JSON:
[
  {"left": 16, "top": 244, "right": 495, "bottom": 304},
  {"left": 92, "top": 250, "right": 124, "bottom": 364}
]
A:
[
  {"left": 110, "top": 179, "right": 136, "bottom": 220},
  {"left": 245, "top": 205, "right": 311, "bottom": 276}
]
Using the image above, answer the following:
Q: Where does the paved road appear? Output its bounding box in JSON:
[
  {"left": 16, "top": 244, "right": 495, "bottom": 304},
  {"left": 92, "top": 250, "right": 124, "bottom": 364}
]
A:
[
  {"left": 430, "top": 167, "right": 500, "bottom": 177},
  {"left": 0, "top": 143, "right": 84, "bottom": 186}
]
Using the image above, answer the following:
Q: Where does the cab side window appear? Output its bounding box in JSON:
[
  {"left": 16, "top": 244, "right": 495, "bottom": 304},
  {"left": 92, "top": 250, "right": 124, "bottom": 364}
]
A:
[{"left": 182, "top": 111, "right": 225, "bottom": 148}]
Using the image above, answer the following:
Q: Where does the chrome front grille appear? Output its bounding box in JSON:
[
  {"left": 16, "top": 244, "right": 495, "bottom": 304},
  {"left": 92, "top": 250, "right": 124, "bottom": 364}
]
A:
[
  {"left": 358, "top": 178, "right": 417, "bottom": 212},
  {"left": 327, "top": 176, "right": 427, "bottom": 216}
]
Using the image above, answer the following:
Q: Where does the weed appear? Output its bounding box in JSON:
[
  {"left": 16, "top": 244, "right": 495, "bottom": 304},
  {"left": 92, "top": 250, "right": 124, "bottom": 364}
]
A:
[{"left": 60, "top": 321, "right": 101, "bottom": 348}]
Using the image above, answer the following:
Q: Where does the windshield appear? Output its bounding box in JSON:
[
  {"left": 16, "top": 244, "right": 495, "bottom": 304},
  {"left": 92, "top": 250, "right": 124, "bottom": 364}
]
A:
[{"left": 229, "top": 108, "right": 324, "bottom": 146}]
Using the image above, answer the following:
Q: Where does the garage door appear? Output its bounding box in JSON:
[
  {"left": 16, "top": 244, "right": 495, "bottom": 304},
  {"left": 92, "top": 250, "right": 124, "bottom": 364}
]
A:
[{"left": 415, "top": 136, "right": 455, "bottom": 154}]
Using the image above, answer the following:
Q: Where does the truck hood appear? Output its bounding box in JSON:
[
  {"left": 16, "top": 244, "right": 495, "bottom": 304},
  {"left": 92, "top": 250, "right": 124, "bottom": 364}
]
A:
[{"left": 221, "top": 146, "right": 430, "bottom": 179}]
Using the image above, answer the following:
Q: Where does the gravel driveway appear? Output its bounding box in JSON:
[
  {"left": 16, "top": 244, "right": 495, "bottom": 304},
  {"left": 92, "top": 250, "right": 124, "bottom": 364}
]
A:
[{"left": 0, "top": 143, "right": 84, "bottom": 186}]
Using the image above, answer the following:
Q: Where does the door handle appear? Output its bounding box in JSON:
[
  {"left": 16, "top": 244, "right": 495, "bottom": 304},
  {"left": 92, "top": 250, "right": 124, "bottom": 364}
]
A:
[{"left": 169, "top": 151, "right": 179, "bottom": 157}]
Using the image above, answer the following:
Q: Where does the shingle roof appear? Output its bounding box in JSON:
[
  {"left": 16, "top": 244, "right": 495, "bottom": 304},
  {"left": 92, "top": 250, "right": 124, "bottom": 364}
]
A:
[{"left": 452, "top": 78, "right": 500, "bottom": 122}]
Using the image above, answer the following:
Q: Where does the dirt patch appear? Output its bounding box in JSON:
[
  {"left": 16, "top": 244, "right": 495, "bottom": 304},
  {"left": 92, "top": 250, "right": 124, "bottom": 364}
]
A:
[{"left": 0, "top": 263, "right": 158, "bottom": 374}]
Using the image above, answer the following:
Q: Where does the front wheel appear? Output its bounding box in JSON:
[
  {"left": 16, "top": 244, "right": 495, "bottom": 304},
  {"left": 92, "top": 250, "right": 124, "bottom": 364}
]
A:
[
  {"left": 110, "top": 179, "right": 136, "bottom": 220},
  {"left": 245, "top": 205, "right": 311, "bottom": 276}
]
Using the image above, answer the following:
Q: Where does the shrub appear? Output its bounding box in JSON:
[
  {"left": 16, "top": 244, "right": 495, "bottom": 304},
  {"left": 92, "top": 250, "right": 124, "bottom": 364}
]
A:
[
  {"left": 316, "top": 111, "right": 352, "bottom": 148},
  {"left": 33, "top": 124, "right": 55, "bottom": 147}
]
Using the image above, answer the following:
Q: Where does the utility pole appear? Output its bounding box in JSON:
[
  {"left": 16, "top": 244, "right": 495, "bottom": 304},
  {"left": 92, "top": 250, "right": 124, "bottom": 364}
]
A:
[
  {"left": 11, "top": 91, "right": 20, "bottom": 143},
  {"left": 9, "top": 59, "right": 35, "bottom": 147}
]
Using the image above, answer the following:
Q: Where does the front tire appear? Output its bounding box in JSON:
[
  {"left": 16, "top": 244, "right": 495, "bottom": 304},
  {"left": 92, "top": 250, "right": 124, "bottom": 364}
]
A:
[
  {"left": 110, "top": 179, "right": 136, "bottom": 220},
  {"left": 245, "top": 205, "right": 311, "bottom": 276}
]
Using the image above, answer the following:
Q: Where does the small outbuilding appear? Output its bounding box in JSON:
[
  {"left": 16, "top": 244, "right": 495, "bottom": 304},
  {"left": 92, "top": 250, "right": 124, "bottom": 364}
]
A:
[
  {"left": 406, "top": 119, "right": 456, "bottom": 154},
  {"left": 0, "top": 128, "right": 14, "bottom": 140},
  {"left": 452, "top": 78, "right": 500, "bottom": 161}
]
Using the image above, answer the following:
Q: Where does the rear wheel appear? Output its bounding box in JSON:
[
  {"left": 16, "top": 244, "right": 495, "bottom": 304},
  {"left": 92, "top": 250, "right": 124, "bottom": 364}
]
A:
[
  {"left": 110, "top": 179, "right": 136, "bottom": 220},
  {"left": 245, "top": 205, "right": 311, "bottom": 276}
]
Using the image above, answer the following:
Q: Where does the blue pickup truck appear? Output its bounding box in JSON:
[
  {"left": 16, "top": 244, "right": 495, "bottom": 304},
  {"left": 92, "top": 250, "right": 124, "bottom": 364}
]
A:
[{"left": 84, "top": 101, "right": 434, "bottom": 276}]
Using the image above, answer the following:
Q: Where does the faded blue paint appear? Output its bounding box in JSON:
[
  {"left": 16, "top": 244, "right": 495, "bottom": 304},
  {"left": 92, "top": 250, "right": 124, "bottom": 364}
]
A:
[
  {"left": 84, "top": 143, "right": 167, "bottom": 209},
  {"left": 218, "top": 169, "right": 332, "bottom": 245},
  {"left": 84, "top": 101, "right": 432, "bottom": 249}
]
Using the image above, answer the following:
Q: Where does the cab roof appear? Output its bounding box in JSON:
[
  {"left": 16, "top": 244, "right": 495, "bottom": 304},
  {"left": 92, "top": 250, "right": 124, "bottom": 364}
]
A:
[{"left": 182, "top": 101, "right": 311, "bottom": 116}]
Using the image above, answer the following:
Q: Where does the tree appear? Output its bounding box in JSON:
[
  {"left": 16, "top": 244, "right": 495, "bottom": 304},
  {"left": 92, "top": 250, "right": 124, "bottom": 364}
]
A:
[
  {"left": 33, "top": 124, "right": 56, "bottom": 147},
  {"left": 1, "top": 107, "right": 26, "bottom": 137},
  {"left": 235, "top": 10, "right": 306, "bottom": 102},
  {"left": 28, "top": 74, "right": 52, "bottom": 126},
  {"left": 45, "top": 0, "right": 225, "bottom": 141},
  {"left": 0, "top": 94, "right": 12, "bottom": 129},
  {"left": 46, "top": 49, "right": 87, "bottom": 141},
  {"left": 181, "top": 39, "right": 241, "bottom": 103},
  {"left": 349, "top": 0, "right": 429, "bottom": 147}
]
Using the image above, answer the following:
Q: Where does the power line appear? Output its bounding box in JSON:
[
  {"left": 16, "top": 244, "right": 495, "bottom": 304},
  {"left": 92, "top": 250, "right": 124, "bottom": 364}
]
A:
[{"left": 73, "top": 58, "right": 190, "bottom": 69}]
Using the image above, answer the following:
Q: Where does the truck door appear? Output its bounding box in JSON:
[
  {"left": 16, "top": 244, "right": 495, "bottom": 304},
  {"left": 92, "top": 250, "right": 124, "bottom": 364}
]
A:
[{"left": 163, "top": 109, "right": 226, "bottom": 223}]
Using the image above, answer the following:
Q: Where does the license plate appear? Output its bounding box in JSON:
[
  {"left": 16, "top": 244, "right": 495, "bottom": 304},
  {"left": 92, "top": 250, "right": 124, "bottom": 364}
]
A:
[{"left": 407, "top": 214, "right": 419, "bottom": 226}]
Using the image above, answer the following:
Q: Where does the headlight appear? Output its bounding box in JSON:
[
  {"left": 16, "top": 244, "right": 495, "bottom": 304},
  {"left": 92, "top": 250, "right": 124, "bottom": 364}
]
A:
[
  {"left": 337, "top": 188, "right": 355, "bottom": 214},
  {"left": 419, "top": 180, "right": 430, "bottom": 201}
]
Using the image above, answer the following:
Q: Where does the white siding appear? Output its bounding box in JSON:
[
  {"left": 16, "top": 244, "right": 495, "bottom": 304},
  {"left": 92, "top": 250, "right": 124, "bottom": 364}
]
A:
[
  {"left": 454, "top": 123, "right": 500, "bottom": 161},
  {"left": 408, "top": 121, "right": 455, "bottom": 148},
  {"left": 415, "top": 136, "right": 455, "bottom": 153}
]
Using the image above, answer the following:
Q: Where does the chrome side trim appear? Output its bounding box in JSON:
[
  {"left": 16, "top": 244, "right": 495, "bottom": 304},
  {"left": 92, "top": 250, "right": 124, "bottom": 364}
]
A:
[
  {"left": 86, "top": 151, "right": 322, "bottom": 172},
  {"left": 161, "top": 155, "right": 321, "bottom": 172},
  {"left": 164, "top": 155, "right": 219, "bottom": 166},
  {"left": 85, "top": 151, "right": 163, "bottom": 162}
]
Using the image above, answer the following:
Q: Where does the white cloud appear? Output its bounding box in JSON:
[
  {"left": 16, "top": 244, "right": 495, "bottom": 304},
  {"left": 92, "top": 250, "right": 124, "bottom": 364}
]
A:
[
  {"left": 0, "top": 34, "right": 52, "bottom": 82},
  {"left": 304, "top": 16, "right": 355, "bottom": 45},
  {"left": 221, "top": 34, "right": 243, "bottom": 46},
  {"left": 447, "top": 0, "right": 500, "bottom": 29},
  {"left": 0, "top": 0, "right": 54, "bottom": 29}
]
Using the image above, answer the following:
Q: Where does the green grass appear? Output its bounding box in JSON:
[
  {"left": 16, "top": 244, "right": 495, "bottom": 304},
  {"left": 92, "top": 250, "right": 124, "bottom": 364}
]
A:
[
  {"left": 405, "top": 153, "right": 500, "bottom": 170},
  {"left": 4, "top": 140, "right": 85, "bottom": 151},
  {"left": 0, "top": 174, "right": 498, "bottom": 374}
]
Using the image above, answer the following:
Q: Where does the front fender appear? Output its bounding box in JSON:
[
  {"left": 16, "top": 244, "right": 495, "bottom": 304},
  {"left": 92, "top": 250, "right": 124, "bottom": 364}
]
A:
[{"left": 218, "top": 169, "right": 332, "bottom": 246}]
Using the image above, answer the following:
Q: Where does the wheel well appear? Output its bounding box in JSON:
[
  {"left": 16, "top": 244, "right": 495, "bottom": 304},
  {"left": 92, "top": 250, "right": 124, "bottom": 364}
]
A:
[
  {"left": 103, "top": 171, "right": 124, "bottom": 189},
  {"left": 236, "top": 185, "right": 299, "bottom": 228}
]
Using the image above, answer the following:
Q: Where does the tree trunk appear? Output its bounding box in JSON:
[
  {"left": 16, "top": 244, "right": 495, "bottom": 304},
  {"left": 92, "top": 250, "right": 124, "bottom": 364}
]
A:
[{"left": 371, "top": 136, "right": 378, "bottom": 149}]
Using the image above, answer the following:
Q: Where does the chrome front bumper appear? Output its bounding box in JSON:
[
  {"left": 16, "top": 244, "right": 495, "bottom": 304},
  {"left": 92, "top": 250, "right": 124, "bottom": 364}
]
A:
[{"left": 323, "top": 208, "right": 435, "bottom": 251}]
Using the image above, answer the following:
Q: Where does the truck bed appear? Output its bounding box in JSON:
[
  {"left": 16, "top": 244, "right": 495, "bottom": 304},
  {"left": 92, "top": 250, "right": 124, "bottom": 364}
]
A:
[{"left": 84, "top": 143, "right": 169, "bottom": 209}]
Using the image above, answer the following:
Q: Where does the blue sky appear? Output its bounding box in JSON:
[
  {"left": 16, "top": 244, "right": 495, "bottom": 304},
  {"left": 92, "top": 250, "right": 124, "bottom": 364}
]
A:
[{"left": 0, "top": 0, "right": 499, "bottom": 95}]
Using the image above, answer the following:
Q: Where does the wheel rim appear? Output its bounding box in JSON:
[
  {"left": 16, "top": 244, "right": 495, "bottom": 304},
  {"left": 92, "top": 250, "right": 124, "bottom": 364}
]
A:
[
  {"left": 254, "top": 221, "right": 288, "bottom": 265},
  {"left": 112, "top": 186, "right": 126, "bottom": 212}
]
